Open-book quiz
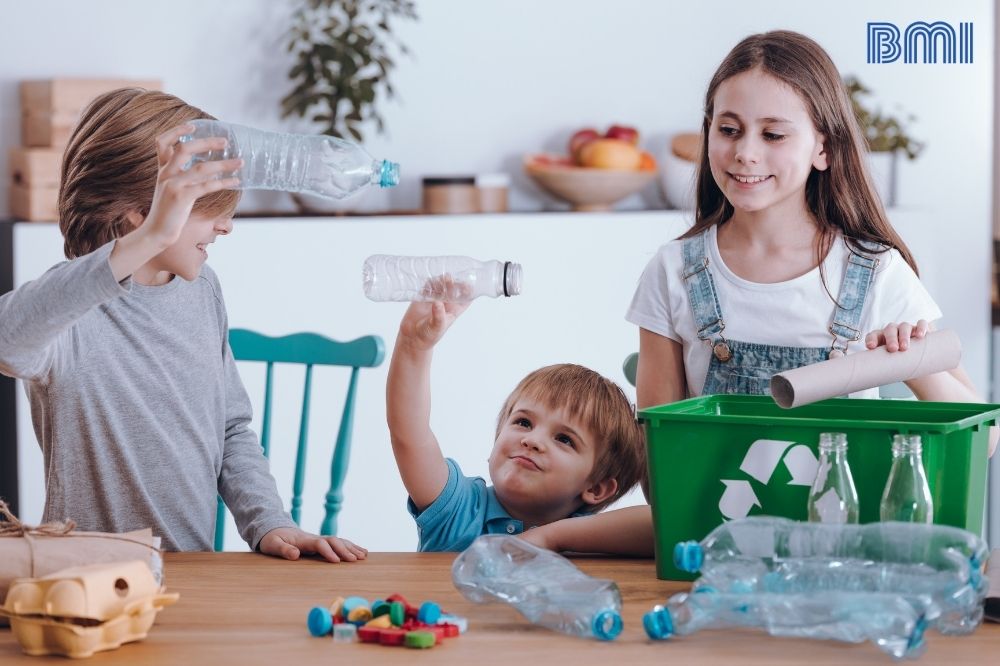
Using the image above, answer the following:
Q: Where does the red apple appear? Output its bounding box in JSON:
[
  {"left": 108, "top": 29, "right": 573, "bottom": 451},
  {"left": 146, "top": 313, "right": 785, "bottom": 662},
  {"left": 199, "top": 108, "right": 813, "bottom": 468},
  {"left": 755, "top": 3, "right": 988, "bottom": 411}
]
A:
[
  {"left": 568, "top": 128, "right": 600, "bottom": 162},
  {"left": 605, "top": 124, "right": 639, "bottom": 145}
]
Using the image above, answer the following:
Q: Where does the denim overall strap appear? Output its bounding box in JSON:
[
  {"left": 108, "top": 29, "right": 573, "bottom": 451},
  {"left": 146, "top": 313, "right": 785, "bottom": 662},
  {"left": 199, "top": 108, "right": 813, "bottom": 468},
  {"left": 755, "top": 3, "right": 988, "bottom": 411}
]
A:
[
  {"left": 828, "top": 240, "right": 881, "bottom": 355},
  {"left": 681, "top": 231, "right": 727, "bottom": 345}
]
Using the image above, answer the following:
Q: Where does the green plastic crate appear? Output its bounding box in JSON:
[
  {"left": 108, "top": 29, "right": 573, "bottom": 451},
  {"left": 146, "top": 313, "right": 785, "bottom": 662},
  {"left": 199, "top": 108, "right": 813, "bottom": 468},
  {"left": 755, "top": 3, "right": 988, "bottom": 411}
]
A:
[{"left": 639, "top": 396, "right": 1000, "bottom": 581}]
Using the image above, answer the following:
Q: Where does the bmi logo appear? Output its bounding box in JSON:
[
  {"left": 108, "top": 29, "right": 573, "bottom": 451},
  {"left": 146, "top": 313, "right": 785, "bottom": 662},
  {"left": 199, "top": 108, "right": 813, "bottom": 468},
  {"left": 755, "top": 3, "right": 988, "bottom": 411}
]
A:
[
  {"left": 867, "top": 21, "right": 974, "bottom": 64},
  {"left": 718, "top": 439, "right": 818, "bottom": 519}
]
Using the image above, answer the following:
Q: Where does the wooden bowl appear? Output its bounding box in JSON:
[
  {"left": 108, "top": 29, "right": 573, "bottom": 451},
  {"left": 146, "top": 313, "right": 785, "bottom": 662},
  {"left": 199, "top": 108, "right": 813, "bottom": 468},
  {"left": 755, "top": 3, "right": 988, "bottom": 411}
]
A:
[{"left": 524, "top": 154, "right": 657, "bottom": 212}]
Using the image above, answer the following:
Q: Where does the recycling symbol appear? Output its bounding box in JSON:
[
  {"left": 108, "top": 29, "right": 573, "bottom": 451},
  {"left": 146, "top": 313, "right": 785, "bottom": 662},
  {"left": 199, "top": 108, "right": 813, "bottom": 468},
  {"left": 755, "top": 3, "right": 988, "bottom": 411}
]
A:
[{"left": 718, "top": 439, "right": 819, "bottom": 519}]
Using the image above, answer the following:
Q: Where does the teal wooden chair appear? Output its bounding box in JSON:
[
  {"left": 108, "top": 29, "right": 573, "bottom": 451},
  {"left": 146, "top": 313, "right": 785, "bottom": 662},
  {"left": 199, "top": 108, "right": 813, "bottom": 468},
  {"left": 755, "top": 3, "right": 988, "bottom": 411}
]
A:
[
  {"left": 215, "top": 329, "right": 385, "bottom": 551},
  {"left": 623, "top": 352, "right": 639, "bottom": 387}
]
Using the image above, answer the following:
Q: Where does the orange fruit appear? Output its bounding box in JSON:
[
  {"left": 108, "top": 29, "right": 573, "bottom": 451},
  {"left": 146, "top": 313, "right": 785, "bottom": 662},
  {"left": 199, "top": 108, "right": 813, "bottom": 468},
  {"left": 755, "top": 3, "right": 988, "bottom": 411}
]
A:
[
  {"left": 578, "top": 139, "right": 642, "bottom": 170},
  {"left": 638, "top": 151, "right": 657, "bottom": 171}
]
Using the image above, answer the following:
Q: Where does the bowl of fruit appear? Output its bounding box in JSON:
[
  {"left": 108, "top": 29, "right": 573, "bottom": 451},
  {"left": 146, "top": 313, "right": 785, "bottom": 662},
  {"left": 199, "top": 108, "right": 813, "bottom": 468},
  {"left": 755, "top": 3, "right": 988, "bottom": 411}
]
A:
[{"left": 524, "top": 125, "right": 658, "bottom": 212}]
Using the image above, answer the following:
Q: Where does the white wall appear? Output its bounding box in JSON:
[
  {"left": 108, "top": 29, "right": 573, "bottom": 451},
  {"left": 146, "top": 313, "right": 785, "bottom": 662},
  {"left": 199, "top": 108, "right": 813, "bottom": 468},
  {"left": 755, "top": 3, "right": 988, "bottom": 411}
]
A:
[
  {"left": 13, "top": 213, "right": 690, "bottom": 550},
  {"left": 2, "top": 1, "right": 996, "bottom": 544}
]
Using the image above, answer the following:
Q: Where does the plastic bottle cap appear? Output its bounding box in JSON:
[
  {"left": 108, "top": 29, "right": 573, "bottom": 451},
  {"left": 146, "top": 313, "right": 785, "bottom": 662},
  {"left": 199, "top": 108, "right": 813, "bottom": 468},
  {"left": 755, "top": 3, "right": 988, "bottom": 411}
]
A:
[
  {"left": 404, "top": 630, "right": 437, "bottom": 649},
  {"left": 342, "top": 596, "right": 370, "bottom": 615},
  {"left": 643, "top": 605, "right": 674, "bottom": 640},
  {"left": 307, "top": 606, "right": 333, "bottom": 637},
  {"left": 333, "top": 623, "right": 358, "bottom": 642},
  {"left": 389, "top": 600, "right": 406, "bottom": 626},
  {"left": 379, "top": 628, "right": 407, "bottom": 646},
  {"left": 907, "top": 616, "right": 928, "bottom": 652},
  {"left": 417, "top": 601, "right": 441, "bottom": 625},
  {"left": 357, "top": 626, "right": 383, "bottom": 643},
  {"left": 591, "top": 609, "right": 623, "bottom": 640},
  {"left": 673, "top": 541, "right": 704, "bottom": 573},
  {"left": 379, "top": 161, "right": 400, "bottom": 188},
  {"left": 438, "top": 613, "right": 468, "bottom": 633}
]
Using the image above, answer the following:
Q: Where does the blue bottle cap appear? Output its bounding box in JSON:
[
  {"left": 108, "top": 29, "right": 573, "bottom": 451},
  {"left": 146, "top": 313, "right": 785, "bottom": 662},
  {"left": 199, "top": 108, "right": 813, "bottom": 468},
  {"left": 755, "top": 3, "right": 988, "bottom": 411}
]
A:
[
  {"left": 342, "top": 596, "right": 370, "bottom": 615},
  {"left": 591, "top": 609, "right": 623, "bottom": 641},
  {"left": 379, "top": 161, "right": 400, "bottom": 188},
  {"left": 643, "top": 605, "right": 674, "bottom": 640},
  {"left": 307, "top": 606, "right": 333, "bottom": 637},
  {"left": 906, "top": 615, "right": 929, "bottom": 654},
  {"left": 417, "top": 601, "right": 441, "bottom": 625},
  {"left": 673, "top": 541, "right": 704, "bottom": 573}
]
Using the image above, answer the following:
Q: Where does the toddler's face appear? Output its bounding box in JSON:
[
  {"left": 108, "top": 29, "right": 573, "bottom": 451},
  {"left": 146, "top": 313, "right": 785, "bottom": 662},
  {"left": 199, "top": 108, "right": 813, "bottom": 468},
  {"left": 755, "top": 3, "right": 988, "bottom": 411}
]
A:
[
  {"left": 488, "top": 398, "right": 601, "bottom": 518},
  {"left": 156, "top": 212, "right": 233, "bottom": 281},
  {"left": 707, "top": 68, "right": 827, "bottom": 216}
]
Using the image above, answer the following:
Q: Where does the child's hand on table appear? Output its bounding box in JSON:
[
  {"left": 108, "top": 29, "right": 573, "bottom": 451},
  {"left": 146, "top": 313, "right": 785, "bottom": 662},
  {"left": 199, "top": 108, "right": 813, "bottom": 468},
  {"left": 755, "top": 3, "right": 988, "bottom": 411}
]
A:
[{"left": 259, "top": 526, "right": 368, "bottom": 563}]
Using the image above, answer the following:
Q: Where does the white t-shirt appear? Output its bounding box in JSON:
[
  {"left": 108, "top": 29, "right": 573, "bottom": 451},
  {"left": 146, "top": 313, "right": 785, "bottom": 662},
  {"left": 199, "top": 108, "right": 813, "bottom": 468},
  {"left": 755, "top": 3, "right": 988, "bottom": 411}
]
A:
[{"left": 625, "top": 225, "right": 942, "bottom": 397}]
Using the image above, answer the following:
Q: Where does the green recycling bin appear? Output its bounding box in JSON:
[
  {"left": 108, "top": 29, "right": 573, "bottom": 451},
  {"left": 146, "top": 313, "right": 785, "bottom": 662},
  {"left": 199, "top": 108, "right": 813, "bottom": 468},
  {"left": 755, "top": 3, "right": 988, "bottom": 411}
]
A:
[{"left": 639, "top": 395, "right": 1000, "bottom": 581}]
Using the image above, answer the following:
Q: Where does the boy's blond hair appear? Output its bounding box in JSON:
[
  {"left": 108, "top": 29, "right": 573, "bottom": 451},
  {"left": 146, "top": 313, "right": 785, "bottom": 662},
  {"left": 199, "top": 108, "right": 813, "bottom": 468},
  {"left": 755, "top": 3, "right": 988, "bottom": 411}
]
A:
[
  {"left": 495, "top": 364, "right": 647, "bottom": 512},
  {"left": 59, "top": 88, "right": 240, "bottom": 259}
]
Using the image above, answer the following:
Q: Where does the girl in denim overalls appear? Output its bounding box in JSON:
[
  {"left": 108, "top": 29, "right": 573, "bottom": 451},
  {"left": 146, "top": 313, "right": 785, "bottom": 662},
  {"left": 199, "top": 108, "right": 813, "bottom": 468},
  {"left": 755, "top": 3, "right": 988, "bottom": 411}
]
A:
[
  {"left": 627, "top": 30, "right": 985, "bottom": 420},
  {"left": 520, "top": 31, "right": 992, "bottom": 559}
]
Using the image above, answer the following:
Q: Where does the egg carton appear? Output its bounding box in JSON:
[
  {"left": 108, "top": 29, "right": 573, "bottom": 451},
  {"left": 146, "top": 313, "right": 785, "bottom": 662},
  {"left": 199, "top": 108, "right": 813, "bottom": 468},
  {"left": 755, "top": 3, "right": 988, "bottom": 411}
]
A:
[{"left": 0, "top": 559, "right": 178, "bottom": 658}]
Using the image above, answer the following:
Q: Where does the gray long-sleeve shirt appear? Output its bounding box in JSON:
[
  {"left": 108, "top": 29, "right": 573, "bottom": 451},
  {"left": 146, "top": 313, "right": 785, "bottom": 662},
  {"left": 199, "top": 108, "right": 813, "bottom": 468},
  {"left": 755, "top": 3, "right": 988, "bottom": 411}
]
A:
[{"left": 0, "top": 240, "right": 295, "bottom": 550}]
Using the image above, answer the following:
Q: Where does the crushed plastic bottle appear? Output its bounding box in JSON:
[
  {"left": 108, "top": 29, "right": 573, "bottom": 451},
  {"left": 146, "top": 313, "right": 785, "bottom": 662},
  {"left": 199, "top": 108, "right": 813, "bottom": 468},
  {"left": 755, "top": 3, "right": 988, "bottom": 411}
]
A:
[
  {"left": 451, "top": 535, "right": 623, "bottom": 640},
  {"left": 674, "top": 517, "right": 987, "bottom": 635},
  {"left": 644, "top": 588, "right": 930, "bottom": 659},
  {"left": 363, "top": 255, "right": 522, "bottom": 302},
  {"left": 180, "top": 119, "right": 399, "bottom": 199}
]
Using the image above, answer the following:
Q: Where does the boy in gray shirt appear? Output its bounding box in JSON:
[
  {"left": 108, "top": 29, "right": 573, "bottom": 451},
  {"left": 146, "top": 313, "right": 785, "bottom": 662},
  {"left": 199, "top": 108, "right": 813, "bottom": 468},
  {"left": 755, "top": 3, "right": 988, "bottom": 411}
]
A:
[{"left": 0, "top": 88, "right": 365, "bottom": 561}]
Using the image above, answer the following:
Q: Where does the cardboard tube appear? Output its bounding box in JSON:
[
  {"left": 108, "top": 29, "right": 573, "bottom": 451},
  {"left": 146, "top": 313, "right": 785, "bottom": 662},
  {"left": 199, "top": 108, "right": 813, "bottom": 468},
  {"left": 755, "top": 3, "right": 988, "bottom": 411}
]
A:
[{"left": 770, "top": 329, "right": 962, "bottom": 409}]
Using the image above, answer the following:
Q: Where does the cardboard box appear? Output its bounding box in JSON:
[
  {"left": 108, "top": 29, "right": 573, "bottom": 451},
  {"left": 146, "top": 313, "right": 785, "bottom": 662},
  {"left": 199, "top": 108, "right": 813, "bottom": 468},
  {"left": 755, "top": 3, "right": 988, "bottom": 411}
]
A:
[
  {"left": 9, "top": 148, "right": 62, "bottom": 188},
  {"left": 20, "top": 79, "right": 162, "bottom": 116},
  {"left": 9, "top": 183, "right": 58, "bottom": 222},
  {"left": 20, "top": 79, "right": 162, "bottom": 148}
]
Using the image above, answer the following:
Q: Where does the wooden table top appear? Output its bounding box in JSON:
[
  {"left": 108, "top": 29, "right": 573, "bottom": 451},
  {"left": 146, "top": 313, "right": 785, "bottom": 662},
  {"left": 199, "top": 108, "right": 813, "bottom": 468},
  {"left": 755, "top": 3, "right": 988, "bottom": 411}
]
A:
[{"left": 1, "top": 552, "right": 996, "bottom": 664}]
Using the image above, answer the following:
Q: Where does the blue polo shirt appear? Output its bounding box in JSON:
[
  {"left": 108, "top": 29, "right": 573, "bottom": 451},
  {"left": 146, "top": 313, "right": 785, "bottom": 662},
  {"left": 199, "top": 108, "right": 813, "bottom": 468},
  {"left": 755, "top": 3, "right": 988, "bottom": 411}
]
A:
[{"left": 407, "top": 458, "right": 592, "bottom": 552}]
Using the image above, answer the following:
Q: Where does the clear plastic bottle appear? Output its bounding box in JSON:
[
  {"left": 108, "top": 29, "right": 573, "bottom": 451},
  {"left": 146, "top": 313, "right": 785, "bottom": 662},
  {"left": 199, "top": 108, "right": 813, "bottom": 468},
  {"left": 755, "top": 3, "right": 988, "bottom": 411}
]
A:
[
  {"left": 451, "top": 535, "right": 623, "bottom": 640},
  {"left": 362, "top": 255, "right": 523, "bottom": 302},
  {"left": 673, "top": 517, "right": 987, "bottom": 635},
  {"left": 180, "top": 119, "right": 399, "bottom": 199},
  {"left": 644, "top": 589, "right": 929, "bottom": 659},
  {"left": 806, "top": 432, "right": 859, "bottom": 524},
  {"left": 880, "top": 434, "right": 934, "bottom": 524}
]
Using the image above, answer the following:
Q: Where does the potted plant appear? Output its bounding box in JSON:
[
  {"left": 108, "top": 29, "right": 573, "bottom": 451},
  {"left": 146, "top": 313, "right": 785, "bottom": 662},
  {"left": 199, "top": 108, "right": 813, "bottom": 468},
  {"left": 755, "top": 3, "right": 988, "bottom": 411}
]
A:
[
  {"left": 844, "top": 76, "right": 924, "bottom": 207},
  {"left": 281, "top": 0, "right": 417, "bottom": 211}
]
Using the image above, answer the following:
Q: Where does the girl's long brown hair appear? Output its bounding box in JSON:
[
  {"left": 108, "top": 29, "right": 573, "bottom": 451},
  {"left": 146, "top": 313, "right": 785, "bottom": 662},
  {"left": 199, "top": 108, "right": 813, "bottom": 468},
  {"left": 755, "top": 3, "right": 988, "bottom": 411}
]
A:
[
  {"left": 59, "top": 88, "right": 239, "bottom": 259},
  {"left": 682, "top": 30, "right": 918, "bottom": 275}
]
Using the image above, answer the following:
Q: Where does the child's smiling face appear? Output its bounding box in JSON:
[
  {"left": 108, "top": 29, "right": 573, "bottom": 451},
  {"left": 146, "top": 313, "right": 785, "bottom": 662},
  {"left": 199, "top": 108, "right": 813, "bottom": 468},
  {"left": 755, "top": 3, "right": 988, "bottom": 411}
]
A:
[
  {"left": 141, "top": 212, "right": 233, "bottom": 284},
  {"left": 707, "top": 68, "right": 828, "bottom": 216},
  {"left": 488, "top": 397, "right": 609, "bottom": 522}
]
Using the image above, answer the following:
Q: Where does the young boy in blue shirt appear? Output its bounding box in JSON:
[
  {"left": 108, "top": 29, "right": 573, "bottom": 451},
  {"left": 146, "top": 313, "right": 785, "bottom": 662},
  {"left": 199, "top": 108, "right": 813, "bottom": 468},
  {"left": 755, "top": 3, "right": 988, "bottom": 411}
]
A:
[
  {"left": 0, "top": 88, "right": 365, "bottom": 562},
  {"left": 387, "top": 300, "right": 651, "bottom": 554}
]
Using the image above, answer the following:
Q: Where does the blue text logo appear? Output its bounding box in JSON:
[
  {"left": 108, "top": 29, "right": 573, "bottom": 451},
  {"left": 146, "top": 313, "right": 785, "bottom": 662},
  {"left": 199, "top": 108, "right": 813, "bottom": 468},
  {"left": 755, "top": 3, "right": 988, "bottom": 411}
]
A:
[{"left": 867, "top": 21, "right": 973, "bottom": 64}]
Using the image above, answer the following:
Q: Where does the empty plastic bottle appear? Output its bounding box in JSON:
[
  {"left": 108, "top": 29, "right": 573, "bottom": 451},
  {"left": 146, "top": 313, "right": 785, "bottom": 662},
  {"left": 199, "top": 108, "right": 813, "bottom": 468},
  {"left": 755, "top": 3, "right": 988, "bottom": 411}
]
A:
[
  {"left": 806, "top": 432, "right": 859, "bottom": 524},
  {"left": 362, "top": 255, "right": 523, "bottom": 302},
  {"left": 451, "top": 535, "right": 623, "bottom": 640},
  {"left": 880, "top": 434, "right": 934, "bottom": 524},
  {"left": 643, "top": 589, "right": 930, "bottom": 659},
  {"left": 179, "top": 119, "right": 399, "bottom": 199},
  {"left": 674, "top": 517, "right": 987, "bottom": 635}
]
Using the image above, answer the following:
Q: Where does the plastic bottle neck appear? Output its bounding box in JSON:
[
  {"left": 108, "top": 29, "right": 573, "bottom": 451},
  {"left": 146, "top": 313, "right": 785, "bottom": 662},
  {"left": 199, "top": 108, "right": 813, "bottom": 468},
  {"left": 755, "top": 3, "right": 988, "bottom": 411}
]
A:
[
  {"left": 818, "top": 432, "right": 848, "bottom": 454},
  {"left": 891, "top": 435, "right": 922, "bottom": 456}
]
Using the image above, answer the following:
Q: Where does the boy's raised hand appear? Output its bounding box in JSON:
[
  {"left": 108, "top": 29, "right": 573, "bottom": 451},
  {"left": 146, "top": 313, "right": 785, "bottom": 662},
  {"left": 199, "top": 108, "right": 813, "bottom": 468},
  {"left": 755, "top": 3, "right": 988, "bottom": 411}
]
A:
[
  {"left": 139, "top": 123, "right": 243, "bottom": 247},
  {"left": 397, "top": 298, "right": 471, "bottom": 351},
  {"left": 259, "top": 526, "right": 368, "bottom": 563}
]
